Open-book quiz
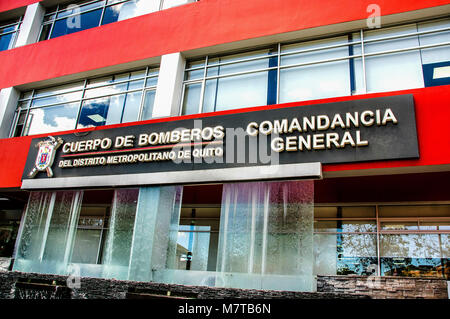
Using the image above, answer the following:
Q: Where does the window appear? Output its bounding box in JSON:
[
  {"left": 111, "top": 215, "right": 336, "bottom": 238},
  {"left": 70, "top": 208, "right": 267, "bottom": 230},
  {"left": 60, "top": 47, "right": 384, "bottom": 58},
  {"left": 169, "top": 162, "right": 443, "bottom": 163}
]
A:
[
  {"left": 379, "top": 205, "right": 450, "bottom": 279},
  {"left": 70, "top": 190, "right": 113, "bottom": 265},
  {"left": 0, "top": 17, "right": 22, "bottom": 52},
  {"left": 11, "top": 67, "right": 158, "bottom": 137},
  {"left": 314, "top": 206, "right": 378, "bottom": 276},
  {"left": 314, "top": 204, "right": 450, "bottom": 279},
  {"left": 182, "top": 18, "right": 450, "bottom": 115},
  {"left": 418, "top": 19, "right": 450, "bottom": 87},
  {"left": 176, "top": 206, "right": 220, "bottom": 272},
  {"left": 39, "top": 0, "right": 198, "bottom": 41}
]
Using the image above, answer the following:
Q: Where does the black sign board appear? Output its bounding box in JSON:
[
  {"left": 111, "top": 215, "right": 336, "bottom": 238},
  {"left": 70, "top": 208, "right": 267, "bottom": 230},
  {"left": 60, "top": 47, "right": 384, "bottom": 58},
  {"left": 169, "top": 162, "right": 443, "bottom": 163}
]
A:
[{"left": 22, "top": 94, "right": 419, "bottom": 185}]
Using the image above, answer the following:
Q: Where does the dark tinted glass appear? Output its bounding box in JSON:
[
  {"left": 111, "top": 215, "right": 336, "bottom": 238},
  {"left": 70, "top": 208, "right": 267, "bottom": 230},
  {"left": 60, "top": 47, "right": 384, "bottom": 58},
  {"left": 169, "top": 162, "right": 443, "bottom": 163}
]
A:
[
  {"left": 0, "top": 33, "right": 13, "bottom": 51},
  {"left": 39, "top": 24, "right": 52, "bottom": 41},
  {"left": 50, "top": 8, "right": 103, "bottom": 39}
]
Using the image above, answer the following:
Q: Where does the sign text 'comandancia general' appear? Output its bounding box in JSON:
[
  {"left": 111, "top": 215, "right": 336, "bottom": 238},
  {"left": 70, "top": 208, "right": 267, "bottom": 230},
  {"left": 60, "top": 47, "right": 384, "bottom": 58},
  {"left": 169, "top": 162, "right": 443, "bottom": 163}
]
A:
[{"left": 23, "top": 94, "right": 419, "bottom": 181}]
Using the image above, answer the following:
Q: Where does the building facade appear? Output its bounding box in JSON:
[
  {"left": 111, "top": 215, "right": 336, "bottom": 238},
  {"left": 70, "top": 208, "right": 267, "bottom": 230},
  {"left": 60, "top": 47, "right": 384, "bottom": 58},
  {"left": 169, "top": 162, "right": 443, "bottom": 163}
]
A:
[{"left": 0, "top": 0, "right": 449, "bottom": 295}]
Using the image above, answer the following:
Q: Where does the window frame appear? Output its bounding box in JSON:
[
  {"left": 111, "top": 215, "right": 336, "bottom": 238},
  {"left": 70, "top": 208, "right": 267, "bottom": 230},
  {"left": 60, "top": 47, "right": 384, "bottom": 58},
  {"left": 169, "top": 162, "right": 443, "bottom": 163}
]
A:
[
  {"left": 39, "top": 0, "right": 199, "bottom": 41},
  {"left": 10, "top": 66, "right": 159, "bottom": 137},
  {"left": 314, "top": 202, "right": 450, "bottom": 278},
  {"left": 181, "top": 17, "right": 450, "bottom": 116},
  {"left": 0, "top": 17, "right": 23, "bottom": 51}
]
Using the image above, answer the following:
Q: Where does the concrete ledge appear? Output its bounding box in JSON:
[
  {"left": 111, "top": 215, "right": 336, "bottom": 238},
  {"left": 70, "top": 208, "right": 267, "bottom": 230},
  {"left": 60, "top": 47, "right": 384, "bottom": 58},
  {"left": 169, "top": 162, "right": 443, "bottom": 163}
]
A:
[{"left": 22, "top": 162, "right": 322, "bottom": 189}]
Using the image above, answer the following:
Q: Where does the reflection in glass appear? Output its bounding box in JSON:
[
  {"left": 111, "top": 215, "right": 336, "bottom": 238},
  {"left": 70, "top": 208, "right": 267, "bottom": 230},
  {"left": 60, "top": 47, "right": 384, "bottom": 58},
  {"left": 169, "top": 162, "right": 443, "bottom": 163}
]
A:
[
  {"left": 51, "top": 9, "right": 103, "bottom": 39},
  {"left": 77, "top": 95, "right": 126, "bottom": 128},
  {"left": 182, "top": 83, "right": 201, "bottom": 115},
  {"left": 175, "top": 208, "right": 220, "bottom": 272},
  {"left": 0, "top": 33, "right": 14, "bottom": 51},
  {"left": 102, "top": 0, "right": 160, "bottom": 25},
  {"left": 71, "top": 201, "right": 111, "bottom": 265},
  {"left": 121, "top": 91, "right": 142, "bottom": 123},
  {"left": 314, "top": 233, "right": 377, "bottom": 276},
  {"left": 141, "top": 90, "right": 156, "bottom": 120},
  {"left": 380, "top": 234, "right": 449, "bottom": 279},
  {"left": 24, "top": 103, "right": 79, "bottom": 136}
]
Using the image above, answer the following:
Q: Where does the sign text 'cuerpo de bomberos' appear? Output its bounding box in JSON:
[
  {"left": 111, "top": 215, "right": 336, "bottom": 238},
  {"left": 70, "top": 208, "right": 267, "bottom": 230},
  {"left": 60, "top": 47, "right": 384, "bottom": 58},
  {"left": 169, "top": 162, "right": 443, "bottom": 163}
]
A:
[{"left": 23, "top": 94, "right": 419, "bottom": 181}]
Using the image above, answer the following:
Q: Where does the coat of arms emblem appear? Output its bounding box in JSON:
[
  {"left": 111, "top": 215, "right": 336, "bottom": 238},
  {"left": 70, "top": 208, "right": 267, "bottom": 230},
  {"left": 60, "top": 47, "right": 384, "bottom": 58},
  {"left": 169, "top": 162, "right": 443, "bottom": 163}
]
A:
[{"left": 28, "top": 136, "right": 63, "bottom": 178}]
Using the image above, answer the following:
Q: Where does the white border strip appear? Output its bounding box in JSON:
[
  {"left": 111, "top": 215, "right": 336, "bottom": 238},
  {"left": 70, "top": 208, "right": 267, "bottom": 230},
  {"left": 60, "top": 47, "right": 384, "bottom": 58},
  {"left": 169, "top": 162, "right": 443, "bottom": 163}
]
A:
[{"left": 21, "top": 162, "right": 322, "bottom": 189}]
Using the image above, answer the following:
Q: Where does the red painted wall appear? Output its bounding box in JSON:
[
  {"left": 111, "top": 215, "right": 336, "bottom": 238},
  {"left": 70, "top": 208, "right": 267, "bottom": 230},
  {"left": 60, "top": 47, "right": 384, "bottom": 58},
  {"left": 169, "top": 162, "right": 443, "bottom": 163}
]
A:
[
  {"left": 0, "top": 0, "right": 448, "bottom": 89},
  {"left": 0, "top": 0, "right": 39, "bottom": 13},
  {"left": 0, "top": 85, "right": 448, "bottom": 189}
]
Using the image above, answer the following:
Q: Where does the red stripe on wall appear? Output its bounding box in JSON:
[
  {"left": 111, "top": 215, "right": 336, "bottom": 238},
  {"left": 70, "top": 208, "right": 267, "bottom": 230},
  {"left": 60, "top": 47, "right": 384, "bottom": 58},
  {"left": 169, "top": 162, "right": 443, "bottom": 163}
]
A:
[
  {"left": 0, "top": 0, "right": 448, "bottom": 89},
  {"left": 0, "top": 85, "right": 449, "bottom": 189},
  {"left": 0, "top": 0, "right": 39, "bottom": 13}
]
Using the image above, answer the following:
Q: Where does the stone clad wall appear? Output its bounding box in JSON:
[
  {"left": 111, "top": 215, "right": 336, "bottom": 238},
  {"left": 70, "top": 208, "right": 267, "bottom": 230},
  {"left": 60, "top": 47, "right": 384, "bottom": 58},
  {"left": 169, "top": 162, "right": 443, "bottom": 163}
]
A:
[
  {"left": 317, "top": 275, "right": 449, "bottom": 299},
  {"left": 0, "top": 271, "right": 367, "bottom": 299},
  {"left": 1, "top": 271, "right": 448, "bottom": 299}
]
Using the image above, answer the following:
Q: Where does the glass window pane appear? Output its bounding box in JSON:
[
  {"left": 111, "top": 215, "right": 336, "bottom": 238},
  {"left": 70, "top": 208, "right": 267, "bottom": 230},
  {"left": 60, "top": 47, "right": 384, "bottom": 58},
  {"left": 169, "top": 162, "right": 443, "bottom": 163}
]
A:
[
  {"left": 34, "top": 82, "right": 84, "bottom": 98},
  {"left": 12, "top": 111, "right": 27, "bottom": 137},
  {"left": 17, "top": 101, "right": 29, "bottom": 110},
  {"left": 185, "top": 69, "right": 204, "bottom": 81},
  {"left": 141, "top": 89, "right": 156, "bottom": 120},
  {"left": 205, "top": 71, "right": 268, "bottom": 112},
  {"left": 420, "top": 221, "right": 450, "bottom": 231},
  {"left": 84, "top": 83, "right": 128, "bottom": 99},
  {"left": 43, "top": 14, "right": 56, "bottom": 23},
  {"left": 24, "top": 103, "right": 79, "bottom": 136},
  {"left": 87, "top": 76, "right": 113, "bottom": 88},
  {"left": 147, "top": 67, "right": 159, "bottom": 76},
  {"left": 130, "top": 70, "right": 146, "bottom": 79},
  {"left": 71, "top": 229, "right": 102, "bottom": 264},
  {"left": 380, "top": 234, "right": 448, "bottom": 278},
  {"left": 0, "top": 24, "right": 17, "bottom": 34},
  {"left": 187, "top": 60, "right": 205, "bottom": 69},
  {"left": 127, "top": 79, "right": 144, "bottom": 91},
  {"left": 145, "top": 77, "right": 158, "bottom": 87},
  {"left": 314, "top": 233, "right": 378, "bottom": 276},
  {"left": 0, "top": 33, "right": 14, "bottom": 51},
  {"left": 71, "top": 193, "right": 111, "bottom": 265},
  {"left": 31, "top": 91, "right": 83, "bottom": 107},
  {"left": 182, "top": 83, "right": 201, "bottom": 115},
  {"left": 213, "top": 49, "right": 274, "bottom": 76},
  {"left": 39, "top": 24, "right": 52, "bottom": 41},
  {"left": 364, "top": 24, "right": 424, "bottom": 92},
  {"left": 51, "top": 9, "right": 103, "bottom": 39},
  {"left": 113, "top": 72, "right": 130, "bottom": 82},
  {"left": 418, "top": 19, "right": 450, "bottom": 64},
  {"left": 58, "top": 0, "right": 106, "bottom": 18},
  {"left": 121, "top": 91, "right": 142, "bottom": 123},
  {"left": 77, "top": 95, "right": 126, "bottom": 128},
  {"left": 19, "top": 91, "right": 32, "bottom": 100},
  {"left": 280, "top": 60, "right": 351, "bottom": 103},
  {"left": 281, "top": 36, "right": 350, "bottom": 65},
  {"left": 102, "top": 0, "right": 160, "bottom": 25},
  {"left": 162, "top": 0, "right": 188, "bottom": 9}
]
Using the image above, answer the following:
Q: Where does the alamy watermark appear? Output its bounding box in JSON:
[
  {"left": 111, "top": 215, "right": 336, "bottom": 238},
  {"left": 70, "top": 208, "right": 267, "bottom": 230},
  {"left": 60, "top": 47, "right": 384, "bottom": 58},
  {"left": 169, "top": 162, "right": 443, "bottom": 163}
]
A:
[{"left": 367, "top": 4, "right": 381, "bottom": 29}]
